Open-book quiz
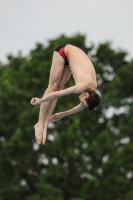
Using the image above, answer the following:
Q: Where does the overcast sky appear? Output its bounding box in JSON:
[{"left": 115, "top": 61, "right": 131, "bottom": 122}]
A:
[{"left": 1, "top": 0, "right": 133, "bottom": 63}]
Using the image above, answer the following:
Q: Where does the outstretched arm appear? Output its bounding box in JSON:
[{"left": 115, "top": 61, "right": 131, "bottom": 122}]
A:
[
  {"left": 30, "top": 82, "right": 94, "bottom": 105},
  {"left": 30, "top": 85, "right": 77, "bottom": 105},
  {"left": 49, "top": 103, "right": 85, "bottom": 122}
]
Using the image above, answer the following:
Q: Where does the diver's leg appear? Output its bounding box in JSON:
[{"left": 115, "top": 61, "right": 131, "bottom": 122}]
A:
[
  {"left": 42, "top": 65, "right": 71, "bottom": 144},
  {"left": 35, "top": 51, "right": 65, "bottom": 144}
]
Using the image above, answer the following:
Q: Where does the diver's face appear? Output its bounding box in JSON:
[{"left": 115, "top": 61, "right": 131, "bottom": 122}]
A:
[{"left": 79, "top": 92, "right": 89, "bottom": 107}]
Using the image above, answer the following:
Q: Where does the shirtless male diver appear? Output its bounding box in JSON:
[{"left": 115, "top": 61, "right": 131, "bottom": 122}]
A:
[{"left": 30, "top": 44, "right": 101, "bottom": 145}]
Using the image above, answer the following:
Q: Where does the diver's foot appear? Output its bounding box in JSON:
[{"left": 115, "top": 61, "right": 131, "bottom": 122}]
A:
[
  {"left": 42, "top": 125, "right": 47, "bottom": 145},
  {"left": 34, "top": 123, "right": 43, "bottom": 145}
]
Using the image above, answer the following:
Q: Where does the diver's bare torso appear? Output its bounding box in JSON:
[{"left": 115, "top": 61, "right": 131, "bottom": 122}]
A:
[{"left": 65, "top": 44, "right": 97, "bottom": 90}]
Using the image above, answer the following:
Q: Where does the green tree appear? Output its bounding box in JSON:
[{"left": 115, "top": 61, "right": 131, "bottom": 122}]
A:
[{"left": 0, "top": 34, "right": 133, "bottom": 200}]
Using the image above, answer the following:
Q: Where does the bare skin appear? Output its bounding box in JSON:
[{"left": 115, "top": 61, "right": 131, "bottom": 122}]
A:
[
  {"left": 30, "top": 44, "right": 97, "bottom": 145},
  {"left": 49, "top": 92, "right": 89, "bottom": 122}
]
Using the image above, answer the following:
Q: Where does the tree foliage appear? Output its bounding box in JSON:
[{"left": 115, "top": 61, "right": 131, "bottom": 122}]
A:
[{"left": 0, "top": 33, "right": 133, "bottom": 200}]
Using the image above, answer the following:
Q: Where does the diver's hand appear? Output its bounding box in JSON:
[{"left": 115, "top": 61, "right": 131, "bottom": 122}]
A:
[
  {"left": 30, "top": 97, "right": 42, "bottom": 105},
  {"left": 49, "top": 112, "right": 64, "bottom": 122}
]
